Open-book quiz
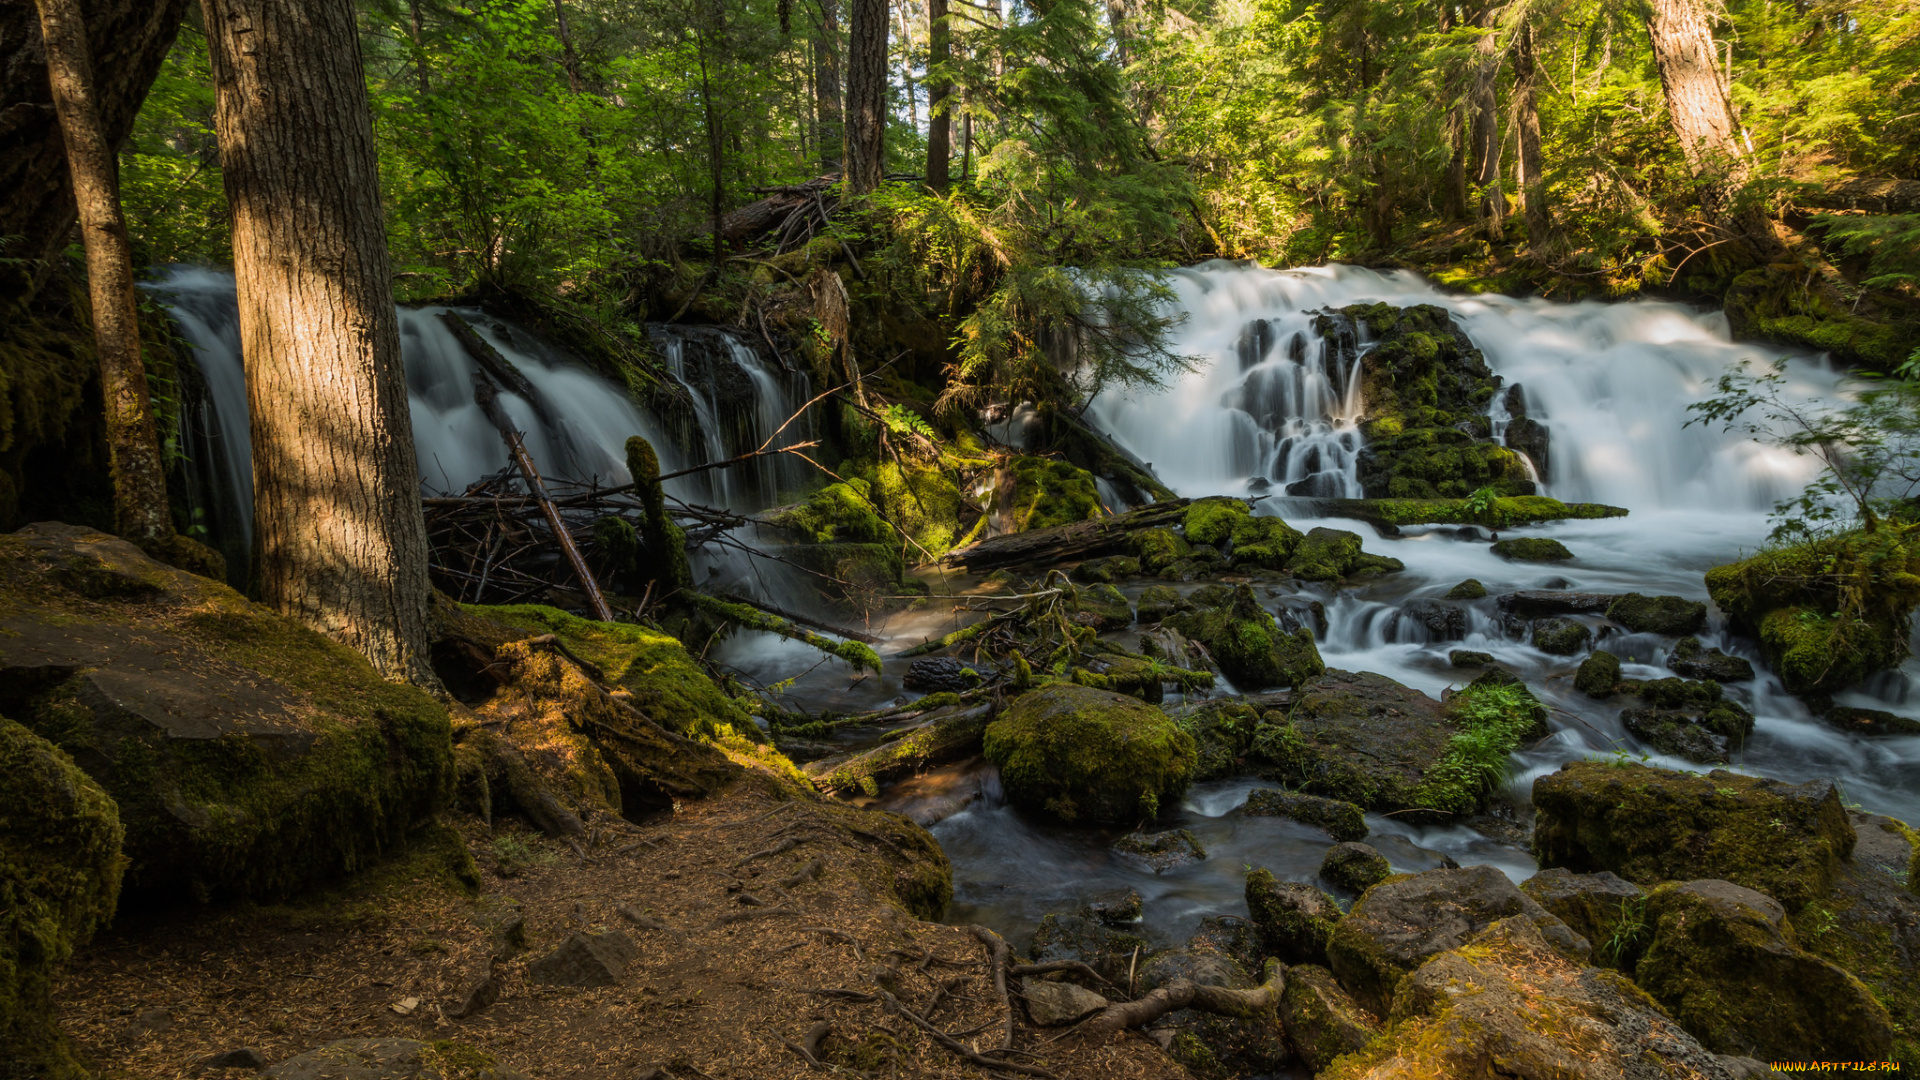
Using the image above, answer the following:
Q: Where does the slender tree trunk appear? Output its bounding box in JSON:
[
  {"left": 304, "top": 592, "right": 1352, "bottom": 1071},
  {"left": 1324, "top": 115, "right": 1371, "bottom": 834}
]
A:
[
  {"left": 1468, "top": 11, "right": 1505, "bottom": 241},
  {"left": 816, "top": 0, "right": 843, "bottom": 173},
  {"left": 894, "top": 1, "right": 917, "bottom": 131},
  {"left": 34, "top": 0, "right": 173, "bottom": 546},
  {"left": 844, "top": 0, "right": 888, "bottom": 193},
  {"left": 1107, "top": 0, "right": 1132, "bottom": 67},
  {"left": 926, "top": 0, "right": 950, "bottom": 189},
  {"left": 200, "top": 0, "right": 437, "bottom": 686},
  {"left": 960, "top": 87, "right": 973, "bottom": 183},
  {"left": 1644, "top": 0, "right": 1780, "bottom": 256},
  {"left": 408, "top": 0, "right": 429, "bottom": 95},
  {"left": 552, "top": 0, "right": 584, "bottom": 94},
  {"left": 1513, "top": 19, "right": 1551, "bottom": 247},
  {"left": 1444, "top": 107, "right": 1469, "bottom": 221},
  {"left": 696, "top": 23, "right": 725, "bottom": 267}
]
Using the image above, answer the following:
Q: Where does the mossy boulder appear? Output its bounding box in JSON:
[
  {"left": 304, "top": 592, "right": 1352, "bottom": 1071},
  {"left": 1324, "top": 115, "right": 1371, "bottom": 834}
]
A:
[
  {"left": 1606, "top": 593, "right": 1707, "bottom": 636},
  {"left": 873, "top": 457, "right": 965, "bottom": 557},
  {"left": 1, "top": 715, "right": 124, "bottom": 1080},
  {"left": 1167, "top": 584, "right": 1325, "bottom": 690},
  {"left": 1183, "top": 498, "right": 1255, "bottom": 546},
  {"left": 1169, "top": 698, "right": 1259, "bottom": 780},
  {"left": 1445, "top": 578, "right": 1487, "bottom": 600},
  {"left": 1574, "top": 650, "right": 1622, "bottom": 698},
  {"left": 1493, "top": 536, "right": 1573, "bottom": 562},
  {"left": 1705, "top": 530, "right": 1920, "bottom": 697},
  {"left": 765, "top": 477, "right": 895, "bottom": 543},
  {"left": 1112, "top": 828, "right": 1208, "bottom": 873},
  {"left": 1279, "top": 963, "right": 1380, "bottom": 1074},
  {"left": 1230, "top": 517, "right": 1308, "bottom": 571},
  {"left": 1246, "top": 867, "right": 1343, "bottom": 965},
  {"left": 1822, "top": 705, "right": 1920, "bottom": 736},
  {"left": 1070, "top": 555, "right": 1140, "bottom": 583},
  {"left": 983, "top": 684, "right": 1197, "bottom": 823},
  {"left": 1325, "top": 865, "right": 1591, "bottom": 1017},
  {"left": 0, "top": 523, "right": 452, "bottom": 903},
  {"left": 1519, "top": 868, "right": 1649, "bottom": 971},
  {"left": 1448, "top": 649, "right": 1494, "bottom": 668},
  {"left": 1531, "top": 761, "right": 1855, "bottom": 912},
  {"left": 1136, "top": 584, "right": 1190, "bottom": 623},
  {"left": 1800, "top": 814, "right": 1920, "bottom": 1068},
  {"left": 1321, "top": 842, "right": 1392, "bottom": 893},
  {"left": 1530, "top": 616, "right": 1591, "bottom": 655},
  {"left": 1725, "top": 262, "right": 1918, "bottom": 370},
  {"left": 1029, "top": 913, "right": 1149, "bottom": 987},
  {"left": 1636, "top": 879, "right": 1893, "bottom": 1061},
  {"left": 1667, "top": 637, "right": 1755, "bottom": 683},
  {"left": 1243, "top": 788, "right": 1368, "bottom": 842},
  {"left": 1067, "top": 582, "right": 1134, "bottom": 631},
  {"left": 1286, "top": 526, "right": 1404, "bottom": 581},
  {"left": 1007, "top": 456, "right": 1104, "bottom": 531},
  {"left": 1132, "top": 527, "right": 1192, "bottom": 572}
]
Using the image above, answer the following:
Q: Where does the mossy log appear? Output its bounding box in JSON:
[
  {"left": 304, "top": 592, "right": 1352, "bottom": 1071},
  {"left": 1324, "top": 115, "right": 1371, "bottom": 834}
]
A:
[
  {"left": 811, "top": 703, "right": 993, "bottom": 796},
  {"left": 943, "top": 499, "right": 1191, "bottom": 570}
]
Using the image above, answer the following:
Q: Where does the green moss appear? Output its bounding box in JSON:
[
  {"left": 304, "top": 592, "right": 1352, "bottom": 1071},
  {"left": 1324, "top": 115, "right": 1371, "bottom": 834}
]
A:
[
  {"left": 1172, "top": 701, "right": 1259, "bottom": 780},
  {"left": 1761, "top": 606, "right": 1900, "bottom": 697},
  {"left": 983, "top": 683, "right": 1197, "bottom": 823},
  {"left": 1068, "top": 582, "right": 1134, "bottom": 630},
  {"left": 1230, "top": 517, "right": 1307, "bottom": 570},
  {"left": 1575, "top": 651, "right": 1622, "bottom": 697},
  {"left": 1321, "top": 497, "right": 1629, "bottom": 528},
  {"left": 765, "top": 477, "right": 895, "bottom": 544},
  {"left": 1169, "top": 584, "right": 1326, "bottom": 689},
  {"left": 1605, "top": 594, "right": 1707, "bottom": 636},
  {"left": 1007, "top": 456, "right": 1104, "bottom": 531},
  {"left": 1133, "top": 527, "right": 1192, "bottom": 572},
  {"left": 1246, "top": 867, "right": 1342, "bottom": 963},
  {"left": 1530, "top": 616, "right": 1592, "bottom": 655},
  {"left": 1280, "top": 964, "right": 1380, "bottom": 1074},
  {"left": 626, "top": 436, "right": 692, "bottom": 590},
  {"left": 1446, "top": 578, "right": 1487, "bottom": 600},
  {"left": 1244, "top": 789, "right": 1369, "bottom": 841},
  {"left": 1800, "top": 883, "right": 1920, "bottom": 1070},
  {"left": 1286, "top": 527, "right": 1402, "bottom": 581},
  {"left": 1408, "top": 672, "right": 1548, "bottom": 816},
  {"left": 1724, "top": 264, "right": 1918, "bottom": 369},
  {"left": 0, "top": 714, "right": 124, "bottom": 1080},
  {"left": 872, "top": 458, "right": 964, "bottom": 558},
  {"left": 1492, "top": 537, "right": 1573, "bottom": 562},
  {"left": 1184, "top": 498, "right": 1253, "bottom": 546}
]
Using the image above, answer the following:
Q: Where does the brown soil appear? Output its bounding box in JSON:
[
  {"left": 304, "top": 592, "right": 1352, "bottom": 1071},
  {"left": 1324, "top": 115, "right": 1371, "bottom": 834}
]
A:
[{"left": 55, "top": 779, "right": 1188, "bottom": 1080}]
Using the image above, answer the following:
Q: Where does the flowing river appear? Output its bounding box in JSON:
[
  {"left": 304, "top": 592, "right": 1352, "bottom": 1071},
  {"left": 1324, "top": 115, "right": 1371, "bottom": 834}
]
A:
[{"left": 150, "top": 261, "right": 1920, "bottom": 956}]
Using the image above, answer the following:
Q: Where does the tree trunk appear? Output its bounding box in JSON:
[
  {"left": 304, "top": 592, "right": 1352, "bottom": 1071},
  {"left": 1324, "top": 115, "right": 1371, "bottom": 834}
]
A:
[
  {"left": 815, "top": 0, "right": 843, "bottom": 173},
  {"left": 33, "top": 0, "right": 174, "bottom": 546},
  {"left": 200, "top": 0, "right": 438, "bottom": 686},
  {"left": 551, "top": 0, "right": 584, "bottom": 94},
  {"left": 843, "top": 0, "right": 888, "bottom": 194},
  {"left": 1513, "top": 19, "right": 1552, "bottom": 248},
  {"left": 1468, "top": 12, "right": 1505, "bottom": 241},
  {"left": 1107, "top": 0, "right": 1133, "bottom": 67},
  {"left": 407, "top": 0, "right": 430, "bottom": 95},
  {"left": 1644, "top": 0, "right": 1780, "bottom": 256},
  {"left": 1444, "top": 106, "right": 1468, "bottom": 221},
  {"left": 0, "top": 0, "right": 188, "bottom": 292},
  {"left": 925, "top": 0, "right": 950, "bottom": 189}
]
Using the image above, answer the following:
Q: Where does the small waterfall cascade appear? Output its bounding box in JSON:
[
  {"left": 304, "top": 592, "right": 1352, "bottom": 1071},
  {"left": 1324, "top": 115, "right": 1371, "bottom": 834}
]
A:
[
  {"left": 144, "top": 268, "right": 813, "bottom": 568},
  {"left": 1088, "top": 261, "right": 1850, "bottom": 512}
]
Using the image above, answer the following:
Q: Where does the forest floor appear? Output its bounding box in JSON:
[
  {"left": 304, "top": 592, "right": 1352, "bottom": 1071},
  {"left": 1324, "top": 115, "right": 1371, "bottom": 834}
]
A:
[{"left": 54, "top": 780, "right": 1186, "bottom": 1080}]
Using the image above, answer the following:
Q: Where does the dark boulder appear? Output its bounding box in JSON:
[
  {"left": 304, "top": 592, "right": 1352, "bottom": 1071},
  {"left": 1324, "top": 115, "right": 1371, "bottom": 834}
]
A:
[
  {"left": 1245, "top": 868, "right": 1342, "bottom": 965},
  {"left": 1497, "top": 590, "right": 1617, "bottom": 616},
  {"left": 1242, "top": 789, "right": 1368, "bottom": 842},
  {"left": 1112, "top": 828, "right": 1207, "bottom": 873},
  {"left": 1667, "top": 637, "right": 1756, "bottom": 682},
  {"left": 1574, "top": 650, "right": 1622, "bottom": 697},
  {"left": 1520, "top": 868, "right": 1649, "bottom": 970},
  {"left": 1606, "top": 593, "right": 1709, "bottom": 636},
  {"left": 902, "top": 656, "right": 983, "bottom": 692},
  {"left": 1320, "top": 842, "right": 1392, "bottom": 893},
  {"left": 1398, "top": 598, "right": 1466, "bottom": 641},
  {"left": 1494, "top": 537, "right": 1574, "bottom": 562},
  {"left": 1531, "top": 616, "right": 1592, "bottom": 655},
  {"left": 1278, "top": 963, "right": 1379, "bottom": 1073},
  {"left": 1029, "top": 914, "right": 1149, "bottom": 987}
]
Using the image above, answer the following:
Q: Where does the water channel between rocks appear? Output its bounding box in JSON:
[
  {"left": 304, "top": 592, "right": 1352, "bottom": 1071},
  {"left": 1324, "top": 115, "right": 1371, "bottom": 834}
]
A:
[{"left": 153, "top": 260, "right": 1920, "bottom": 961}]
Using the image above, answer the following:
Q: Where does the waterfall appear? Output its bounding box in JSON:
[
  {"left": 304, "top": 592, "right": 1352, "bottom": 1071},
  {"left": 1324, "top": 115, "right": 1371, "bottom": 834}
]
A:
[
  {"left": 145, "top": 268, "right": 812, "bottom": 569},
  {"left": 1088, "top": 261, "right": 1849, "bottom": 512}
]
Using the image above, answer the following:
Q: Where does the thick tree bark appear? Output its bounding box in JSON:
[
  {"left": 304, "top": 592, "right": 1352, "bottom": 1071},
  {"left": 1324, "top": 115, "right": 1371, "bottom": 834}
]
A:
[
  {"left": 1644, "top": 0, "right": 1780, "bottom": 256},
  {"left": 925, "top": 0, "right": 950, "bottom": 189},
  {"left": 1513, "top": 19, "right": 1552, "bottom": 248},
  {"left": 1444, "top": 106, "right": 1468, "bottom": 221},
  {"left": 843, "top": 0, "right": 887, "bottom": 194},
  {"left": 815, "top": 0, "right": 842, "bottom": 173},
  {"left": 551, "top": 0, "right": 583, "bottom": 94},
  {"left": 0, "top": 0, "right": 188, "bottom": 289},
  {"left": 200, "top": 0, "right": 438, "bottom": 686},
  {"left": 34, "top": 0, "right": 173, "bottom": 545},
  {"left": 1468, "top": 12, "right": 1505, "bottom": 241}
]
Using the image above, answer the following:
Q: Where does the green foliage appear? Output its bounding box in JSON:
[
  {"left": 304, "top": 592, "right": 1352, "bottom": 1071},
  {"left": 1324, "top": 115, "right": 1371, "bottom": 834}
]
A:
[{"left": 1411, "top": 677, "right": 1547, "bottom": 815}]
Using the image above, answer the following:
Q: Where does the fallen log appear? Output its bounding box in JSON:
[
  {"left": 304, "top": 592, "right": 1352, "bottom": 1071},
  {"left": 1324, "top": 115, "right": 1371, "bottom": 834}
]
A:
[
  {"left": 941, "top": 499, "right": 1191, "bottom": 571},
  {"left": 1794, "top": 177, "right": 1920, "bottom": 215},
  {"left": 808, "top": 703, "right": 994, "bottom": 795}
]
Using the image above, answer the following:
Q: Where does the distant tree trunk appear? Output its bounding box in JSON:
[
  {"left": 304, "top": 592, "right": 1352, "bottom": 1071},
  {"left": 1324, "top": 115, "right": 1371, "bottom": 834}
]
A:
[
  {"left": 844, "top": 0, "right": 888, "bottom": 193},
  {"left": 0, "top": 0, "right": 188, "bottom": 293},
  {"left": 1444, "top": 106, "right": 1468, "bottom": 220},
  {"left": 34, "top": 0, "right": 173, "bottom": 546},
  {"left": 1468, "top": 12, "right": 1505, "bottom": 241},
  {"left": 408, "top": 0, "right": 430, "bottom": 94},
  {"left": 551, "top": 0, "right": 584, "bottom": 94},
  {"left": 960, "top": 86, "right": 973, "bottom": 183},
  {"left": 894, "top": 1, "right": 917, "bottom": 131},
  {"left": 200, "top": 0, "right": 438, "bottom": 686},
  {"left": 1513, "top": 19, "right": 1552, "bottom": 247},
  {"left": 695, "top": 20, "right": 725, "bottom": 266},
  {"left": 816, "top": 0, "right": 843, "bottom": 173},
  {"left": 1643, "top": 0, "right": 1780, "bottom": 257},
  {"left": 1107, "top": 0, "right": 1133, "bottom": 67},
  {"left": 926, "top": 0, "right": 950, "bottom": 189}
]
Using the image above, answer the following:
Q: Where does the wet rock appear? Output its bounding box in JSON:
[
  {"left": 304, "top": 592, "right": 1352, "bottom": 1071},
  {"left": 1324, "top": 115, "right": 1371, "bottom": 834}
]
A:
[
  {"left": 1187, "top": 915, "right": 1264, "bottom": 973},
  {"left": 1242, "top": 789, "right": 1368, "bottom": 842},
  {"left": 1246, "top": 868, "right": 1342, "bottom": 965},
  {"left": 1132, "top": 528, "right": 1192, "bottom": 573},
  {"left": 261, "top": 1039, "right": 527, "bottom": 1080},
  {"left": 1112, "top": 828, "right": 1207, "bottom": 873},
  {"left": 1165, "top": 697, "right": 1259, "bottom": 781},
  {"left": 1446, "top": 578, "right": 1488, "bottom": 600},
  {"left": 1799, "top": 814, "right": 1920, "bottom": 1068},
  {"left": 1667, "top": 637, "right": 1756, "bottom": 682},
  {"left": 1135, "top": 584, "right": 1190, "bottom": 623},
  {"left": 1531, "top": 761, "right": 1855, "bottom": 912},
  {"left": 1360, "top": 916, "right": 1761, "bottom": 1080},
  {"left": 1278, "top": 963, "right": 1379, "bottom": 1074},
  {"left": 1071, "top": 555, "right": 1141, "bottom": 584},
  {"left": 1531, "top": 616, "right": 1592, "bottom": 655},
  {"left": 1618, "top": 679, "right": 1755, "bottom": 763},
  {"left": 525, "top": 930, "right": 636, "bottom": 987},
  {"left": 1449, "top": 649, "right": 1495, "bottom": 668},
  {"left": 1325, "top": 864, "right": 1591, "bottom": 1016},
  {"left": 1080, "top": 887, "right": 1143, "bottom": 925},
  {"left": 1248, "top": 670, "right": 1463, "bottom": 813},
  {"left": 1520, "top": 868, "right": 1649, "bottom": 970},
  {"left": 1168, "top": 583, "right": 1325, "bottom": 690},
  {"left": 1606, "top": 593, "right": 1708, "bottom": 636},
  {"left": 1637, "top": 880, "right": 1893, "bottom": 1061},
  {"left": 1822, "top": 705, "right": 1920, "bottom": 736},
  {"left": 1574, "top": 650, "right": 1622, "bottom": 697},
  {"left": 1029, "top": 914, "right": 1149, "bottom": 987},
  {"left": 1506, "top": 417, "right": 1552, "bottom": 484},
  {"left": 1623, "top": 708, "right": 1732, "bottom": 763},
  {"left": 1497, "top": 589, "right": 1618, "bottom": 616},
  {"left": 1398, "top": 598, "right": 1466, "bottom": 640},
  {"left": 1021, "top": 978, "right": 1108, "bottom": 1026},
  {"left": 1493, "top": 536, "right": 1574, "bottom": 561},
  {"left": 1286, "top": 526, "right": 1404, "bottom": 582},
  {"left": 203, "top": 1047, "right": 268, "bottom": 1070},
  {"left": 985, "top": 683, "right": 1196, "bottom": 823},
  {"left": 1068, "top": 582, "right": 1134, "bottom": 631},
  {"left": 902, "top": 656, "right": 983, "bottom": 693},
  {"left": 1141, "top": 949, "right": 1292, "bottom": 1078},
  {"left": 450, "top": 974, "right": 500, "bottom": 1019},
  {"left": 1320, "top": 842, "right": 1392, "bottom": 893}
]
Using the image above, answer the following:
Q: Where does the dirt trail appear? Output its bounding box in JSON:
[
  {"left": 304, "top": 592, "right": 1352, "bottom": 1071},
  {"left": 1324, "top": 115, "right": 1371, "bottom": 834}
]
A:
[{"left": 57, "top": 780, "right": 1187, "bottom": 1080}]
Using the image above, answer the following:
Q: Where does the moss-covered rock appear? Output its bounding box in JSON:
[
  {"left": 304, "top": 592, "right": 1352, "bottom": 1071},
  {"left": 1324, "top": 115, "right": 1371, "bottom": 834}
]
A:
[
  {"left": 766, "top": 479, "right": 894, "bottom": 544},
  {"left": 1318, "top": 496, "right": 1629, "bottom": 530},
  {"left": 0, "top": 523, "right": 452, "bottom": 903},
  {"left": 1067, "top": 582, "right": 1133, "bottom": 631},
  {"left": 1408, "top": 670, "right": 1549, "bottom": 816},
  {"left": 1445, "top": 578, "right": 1487, "bottom": 600},
  {"left": 1136, "top": 584, "right": 1190, "bottom": 623},
  {"left": 1531, "top": 616, "right": 1592, "bottom": 655},
  {"left": 1606, "top": 594, "right": 1707, "bottom": 636},
  {"left": 1822, "top": 705, "right": 1920, "bottom": 736},
  {"left": 1168, "top": 584, "right": 1325, "bottom": 690},
  {"left": 1448, "top": 649, "right": 1494, "bottom": 667},
  {"left": 1615, "top": 678, "right": 1755, "bottom": 763},
  {"left": 1, "top": 714, "right": 124, "bottom": 1080},
  {"left": 1280, "top": 963, "right": 1380, "bottom": 1074},
  {"left": 1636, "top": 879, "right": 1893, "bottom": 1061},
  {"left": 872, "top": 457, "right": 965, "bottom": 557},
  {"left": 1169, "top": 698, "right": 1259, "bottom": 780},
  {"left": 1667, "top": 637, "right": 1756, "bottom": 683},
  {"left": 983, "top": 684, "right": 1196, "bottom": 823},
  {"left": 1531, "top": 762, "right": 1856, "bottom": 912},
  {"left": 1519, "top": 868, "right": 1649, "bottom": 970},
  {"left": 1704, "top": 530, "right": 1920, "bottom": 697},
  {"left": 1321, "top": 842, "right": 1393, "bottom": 893},
  {"left": 1007, "top": 456, "right": 1104, "bottom": 531},
  {"left": 1493, "top": 536, "right": 1573, "bottom": 562},
  {"left": 1131, "top": 527, "right": 1192, "bottom": 572},
  {"left": 1243, "top": 789, "right": 1368, "bottom": 842},
  {"left": 1246, "top": 867, "right": 1343, "bottom": 965},
  {"left": 1724, "top": 262, "right": 1918, "bottom": 370},
  {"left": 1184, "top": 498, "right": 1253, "bottom": 546},
  {"left": 1800, "top": 815, "right": 1920, "bottom": 1068},
  {"left": 1112, "top": 828, "right": 1207, "bottom": 873},
  {"left": 1286, "top": 527, "right": 1404, "bottom": 581},
  {"left": 1574, "top": 650, "right": 1622, "bottom": 697},
  {"left": 1070, "top": 555, "right": 1141, "bottom": 583}
]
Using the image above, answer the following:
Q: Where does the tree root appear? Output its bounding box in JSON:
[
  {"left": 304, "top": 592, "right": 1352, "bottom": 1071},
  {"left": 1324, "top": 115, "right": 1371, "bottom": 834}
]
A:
[
  {"left": 803, "top": 926, "right": 865, "bottom": 963},
  {"left": 1080, "top": 959, "right": 1286, "bottom": 1038},
  {"left": 1008, "top": 960, "right": 1124, "bottom": 998},
  {"left": 969, "top": 925, "right": 1014, "bottom": 1051},
  {"left": 778, "top": 857, "right": 824, "bottom": 889},
  {"left": 868, "top": 984, "right": 1059, "bottom": 1079}
]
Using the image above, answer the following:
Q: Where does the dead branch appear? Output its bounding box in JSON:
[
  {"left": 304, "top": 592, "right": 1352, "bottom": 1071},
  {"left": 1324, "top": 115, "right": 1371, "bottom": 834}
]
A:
[{"left": 1080, "top": 959, "right": 1286, "bottom": 1038}]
